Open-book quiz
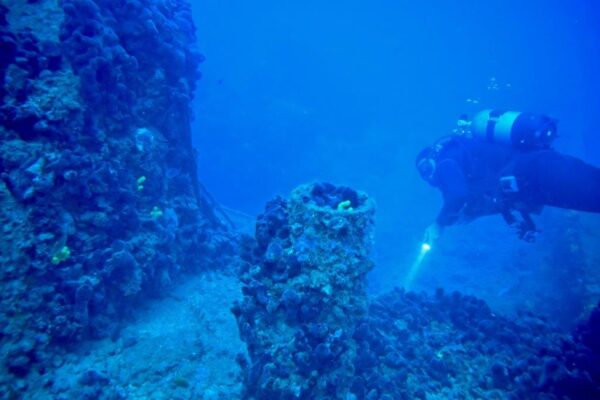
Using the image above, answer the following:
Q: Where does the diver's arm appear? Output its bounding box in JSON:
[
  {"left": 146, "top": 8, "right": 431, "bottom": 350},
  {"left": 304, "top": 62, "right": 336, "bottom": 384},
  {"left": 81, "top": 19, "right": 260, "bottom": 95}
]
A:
[
  {"left": 422, "top": 159, "right": 468, "bottom": 245},
  {"left": 423, "top": 222, "right": 442, "bottom": 244},
  {"left": 435, "top": 159, "right": 468, "bottom": 227}
]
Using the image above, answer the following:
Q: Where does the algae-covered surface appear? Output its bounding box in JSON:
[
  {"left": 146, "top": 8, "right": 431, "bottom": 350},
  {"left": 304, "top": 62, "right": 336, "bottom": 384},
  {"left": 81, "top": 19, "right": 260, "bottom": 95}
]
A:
[
  {"left": 28, "top": 272, "right": 244, "bottom": 400},
  {"left": 6, "top": 0, "right": 63, "bottom": 42}
]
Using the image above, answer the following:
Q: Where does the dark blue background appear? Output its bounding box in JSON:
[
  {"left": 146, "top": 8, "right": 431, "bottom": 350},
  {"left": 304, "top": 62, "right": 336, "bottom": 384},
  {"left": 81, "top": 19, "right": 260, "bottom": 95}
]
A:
[{"left": 190, "top": 0, "right": 600, "bottom": 292}]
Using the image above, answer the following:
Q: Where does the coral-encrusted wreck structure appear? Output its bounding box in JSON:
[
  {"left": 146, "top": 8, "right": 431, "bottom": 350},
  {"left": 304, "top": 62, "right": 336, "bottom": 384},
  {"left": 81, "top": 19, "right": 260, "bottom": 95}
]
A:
[
  {"left": 234, "top": 182, "right": 376, "bottom": 398},
  {"left": 0, "top": 0, "right": 233, "bottom": 388},
  {"left": 236, "top": 183, "right": 600, "bottom": 400}
]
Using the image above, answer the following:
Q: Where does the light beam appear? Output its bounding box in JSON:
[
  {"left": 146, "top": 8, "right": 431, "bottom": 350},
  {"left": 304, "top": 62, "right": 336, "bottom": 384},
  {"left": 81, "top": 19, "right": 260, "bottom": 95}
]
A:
[{"left": 403, "top": 242, "right": 432, "bottom": 289}]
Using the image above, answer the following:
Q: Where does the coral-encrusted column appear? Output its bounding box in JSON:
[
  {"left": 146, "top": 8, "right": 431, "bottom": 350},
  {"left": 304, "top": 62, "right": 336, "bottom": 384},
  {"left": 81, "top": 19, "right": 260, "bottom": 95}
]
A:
[{"left": 234, "top": 182, "right": 375, "bottom": 399}]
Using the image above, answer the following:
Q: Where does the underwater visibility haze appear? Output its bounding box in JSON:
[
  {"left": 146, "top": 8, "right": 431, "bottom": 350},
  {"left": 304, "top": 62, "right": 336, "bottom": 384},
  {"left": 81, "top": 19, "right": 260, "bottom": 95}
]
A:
[
  {"left": 193, "top": 0, "right": 600, "bottom": 304},
  {"left": 0, "top": 0, "right": 600, "bottom": 398}
]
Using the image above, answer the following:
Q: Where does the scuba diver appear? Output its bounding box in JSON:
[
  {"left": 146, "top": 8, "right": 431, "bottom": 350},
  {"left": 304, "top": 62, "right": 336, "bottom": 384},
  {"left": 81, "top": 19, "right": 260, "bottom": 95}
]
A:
[{"left": 416, "top": 109, "right": 600, "bottom": 244}]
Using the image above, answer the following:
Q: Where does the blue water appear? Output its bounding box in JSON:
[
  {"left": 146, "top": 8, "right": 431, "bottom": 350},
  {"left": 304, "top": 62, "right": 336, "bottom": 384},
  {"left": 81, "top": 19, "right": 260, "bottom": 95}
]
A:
[
  {"left": 2, "top": 0, "right": 600, "bottom": 398},
  {"left": 191, "top": 0, "right": 600, "bottom": 297}
]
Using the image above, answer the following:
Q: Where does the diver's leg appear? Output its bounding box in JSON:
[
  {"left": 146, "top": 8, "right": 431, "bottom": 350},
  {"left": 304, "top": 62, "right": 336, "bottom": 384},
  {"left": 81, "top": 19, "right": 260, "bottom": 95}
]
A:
[{"left": 535, "top": 151, "right": 600, "bottom": 213}]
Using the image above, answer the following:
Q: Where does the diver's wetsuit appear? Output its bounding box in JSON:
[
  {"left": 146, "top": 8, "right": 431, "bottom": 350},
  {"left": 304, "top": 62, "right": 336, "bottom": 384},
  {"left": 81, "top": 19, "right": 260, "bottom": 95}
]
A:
[
  {"left": 430, "top": 137, "right": 600, "bottom": 227},
  {"left": 513, "top": 150, "right": 600, "bottom": 213}
]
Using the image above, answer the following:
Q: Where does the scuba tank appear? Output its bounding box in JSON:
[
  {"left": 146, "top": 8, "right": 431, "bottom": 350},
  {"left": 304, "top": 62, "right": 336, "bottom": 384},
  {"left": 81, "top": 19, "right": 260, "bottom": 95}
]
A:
[{"left": 471, "top": 109, "right": 558, "bottom": 149}]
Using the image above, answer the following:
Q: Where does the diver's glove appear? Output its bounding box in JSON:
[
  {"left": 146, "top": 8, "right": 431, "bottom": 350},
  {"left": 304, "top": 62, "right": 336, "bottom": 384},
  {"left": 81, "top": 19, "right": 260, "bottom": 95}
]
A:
[
  {"left": 423, "top": 222, "right": 443, "bottom": 245},
  {"left": 515, "top": 212, "right": 538, "bottom": 242},
  {"left": 516, "top": 221, "right": 538, "bottom": 242},
  {"left": 502, "top": 210, "right": 538, "bottom": 242}
]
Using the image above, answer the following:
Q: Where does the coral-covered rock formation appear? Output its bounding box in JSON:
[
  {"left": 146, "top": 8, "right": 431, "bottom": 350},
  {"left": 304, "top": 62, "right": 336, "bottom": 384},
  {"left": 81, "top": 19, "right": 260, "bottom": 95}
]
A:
[
  {"left": 355, "top": 289, "right": 600, "bottom": 399},
  {"left": 234, "top": 182, "right": 376, "bottom": 398},
  {"left": 236, "top": 183, "right": 600, "bottom": 400},
  {"left": 0, "top": 0, "right": 233, "bottom": 392}
]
